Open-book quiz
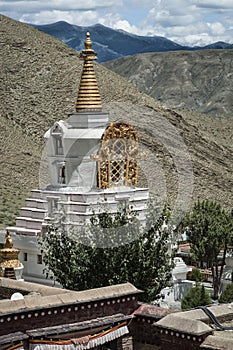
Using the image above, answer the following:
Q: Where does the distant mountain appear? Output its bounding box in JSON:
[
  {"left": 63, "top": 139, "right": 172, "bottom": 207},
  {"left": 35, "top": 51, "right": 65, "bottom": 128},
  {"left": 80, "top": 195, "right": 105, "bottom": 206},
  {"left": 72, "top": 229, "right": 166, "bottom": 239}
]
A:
[
  {"left": 30, "top": 22, "right": 185, "bottom": 62},
  {"left": 202, "top": 41, "right": 233, "bottom": 50},
  {"left": 103, "top": 49, "right": 233, "bottom": 118},
  {"left": 30, "top": 21, "right": 232, "bottom": 62}
]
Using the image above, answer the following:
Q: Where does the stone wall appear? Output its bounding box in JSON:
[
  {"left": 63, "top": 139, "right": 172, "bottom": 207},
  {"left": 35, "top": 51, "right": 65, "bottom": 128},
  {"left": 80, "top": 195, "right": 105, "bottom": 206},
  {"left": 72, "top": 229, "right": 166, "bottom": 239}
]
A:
[
  {"left": 0, "top": 286, "right": 29, "bottom": 300},
  {"left": 117, "top": 335, "right": 133, "bottom": 350},
  {"left": 129, "top": 316, "right": 161, "bottom": 350},
  {"left": 0, "top": 296, "right": 137, "bottom": 336},
  {"left": 134, "top": 343, "right": 159, "bottom": 350},
  {"left": 159, "top": 333, "right": 205, "bottom": 350}
]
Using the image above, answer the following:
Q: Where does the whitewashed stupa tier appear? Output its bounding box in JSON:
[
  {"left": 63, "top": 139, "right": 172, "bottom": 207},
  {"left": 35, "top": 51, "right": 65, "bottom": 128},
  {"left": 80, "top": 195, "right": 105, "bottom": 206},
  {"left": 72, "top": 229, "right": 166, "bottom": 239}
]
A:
[
  {"left": 7, "top": 187, "right": 149, "bottom": 236},
  {"left": 4, "top": 32, "right": 149, "bottom": 284}
]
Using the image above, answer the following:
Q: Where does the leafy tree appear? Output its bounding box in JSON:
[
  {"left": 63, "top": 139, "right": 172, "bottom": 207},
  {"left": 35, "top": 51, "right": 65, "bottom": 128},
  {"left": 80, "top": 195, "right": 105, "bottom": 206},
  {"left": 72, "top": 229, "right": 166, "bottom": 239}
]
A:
[
  {"left": 178, "top": 200, "right": 233, "bottom": 299},
  {"left": 39, "top": 202, "right": 175, "bottom": 302},
  {"left": 219, "top": 283, "right": 233, "bottom": 304},
  {"left": 181, "top": 284, "right": 211, "bottom": 310}
]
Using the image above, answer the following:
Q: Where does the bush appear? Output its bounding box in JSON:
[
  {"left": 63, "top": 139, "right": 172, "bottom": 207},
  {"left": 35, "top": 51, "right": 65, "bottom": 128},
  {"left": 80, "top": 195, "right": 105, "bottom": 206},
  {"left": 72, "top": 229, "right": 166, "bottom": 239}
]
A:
[
  {"left": 219, "top": 283, "right": 233, "bottom": 303},
  {"left": 181, "top": 284, "right": 212, "bottom": 310},
  {"left": 190, "top": 268, "right": 203, "bottom": 282}
]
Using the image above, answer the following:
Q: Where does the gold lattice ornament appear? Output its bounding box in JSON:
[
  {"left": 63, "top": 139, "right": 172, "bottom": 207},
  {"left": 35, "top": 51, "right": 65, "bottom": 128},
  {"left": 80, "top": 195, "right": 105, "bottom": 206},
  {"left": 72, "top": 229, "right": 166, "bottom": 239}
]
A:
[{"left": 91, "top": 122, "right": 140, "bottom": 188}]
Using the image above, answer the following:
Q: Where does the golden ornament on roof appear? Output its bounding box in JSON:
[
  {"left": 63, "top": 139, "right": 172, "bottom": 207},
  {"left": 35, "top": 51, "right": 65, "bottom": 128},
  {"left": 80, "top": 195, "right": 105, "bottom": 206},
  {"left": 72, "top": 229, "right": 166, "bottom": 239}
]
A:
[{"left": 0, "top": 231, "right": 21, "bottom": 269}]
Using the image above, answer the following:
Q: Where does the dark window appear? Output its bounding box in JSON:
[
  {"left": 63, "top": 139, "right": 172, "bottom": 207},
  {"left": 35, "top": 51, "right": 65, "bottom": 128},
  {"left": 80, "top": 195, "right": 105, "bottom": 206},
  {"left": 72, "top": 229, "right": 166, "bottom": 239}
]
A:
[
  {"left": 37, "top": 254, "right": 43, "bottom": 265},
  {"left": 58, "top": 165, "right": 66, "bottom": 184},
  {"left": 55, "top": 136, "right": 64, "bottom": 155}
]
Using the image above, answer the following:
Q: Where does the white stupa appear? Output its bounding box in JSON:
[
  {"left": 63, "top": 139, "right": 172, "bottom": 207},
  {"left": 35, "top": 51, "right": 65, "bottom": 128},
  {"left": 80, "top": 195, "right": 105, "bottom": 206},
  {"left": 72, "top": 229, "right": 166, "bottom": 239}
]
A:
[{"left": 4, "top": 33, "right": 149, "bottom": 284}]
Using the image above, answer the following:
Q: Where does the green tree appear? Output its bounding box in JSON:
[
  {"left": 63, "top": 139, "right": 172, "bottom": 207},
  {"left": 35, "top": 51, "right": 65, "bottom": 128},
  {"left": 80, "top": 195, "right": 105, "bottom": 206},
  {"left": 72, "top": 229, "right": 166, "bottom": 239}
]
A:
[
  {"left": 39, "top": 202, "right": 175, "bottom": 302},
  {"left": 178, "top": 200, "right": 233, "bottom": 299},
  {"left": 181, "top": 284, "right": 211, "bottom": 310},
  {"left": 219, "top": 283, "right": 233, "bottom": 304}
]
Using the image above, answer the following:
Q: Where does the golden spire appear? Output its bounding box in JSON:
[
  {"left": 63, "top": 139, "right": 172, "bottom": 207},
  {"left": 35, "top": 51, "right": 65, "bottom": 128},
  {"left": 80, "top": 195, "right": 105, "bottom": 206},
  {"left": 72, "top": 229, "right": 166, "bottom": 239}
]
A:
[{"left": 76, "top": 32, "right": 102, "bottom": 112}]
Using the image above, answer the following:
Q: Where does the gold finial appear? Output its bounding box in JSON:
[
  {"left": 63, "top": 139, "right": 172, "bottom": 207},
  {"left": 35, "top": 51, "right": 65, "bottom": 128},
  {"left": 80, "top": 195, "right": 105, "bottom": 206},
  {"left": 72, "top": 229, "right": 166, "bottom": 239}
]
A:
[
  {"left": 84, "top": 32, "right": 92, "bottom": 50},
  {"left": 5, "top": 230, "right": 13, "bottom": 249},
  {"left": 76, "top": 32, "right": 102, "bottom": 113}
]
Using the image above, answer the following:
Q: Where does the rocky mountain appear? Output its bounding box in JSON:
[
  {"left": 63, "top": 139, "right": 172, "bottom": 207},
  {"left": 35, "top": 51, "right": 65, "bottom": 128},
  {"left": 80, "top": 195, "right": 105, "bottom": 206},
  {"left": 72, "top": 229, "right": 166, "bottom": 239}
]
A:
[
  {"left": 30, "top": 21, "right": 185, "bottom": 62},
  {"left": 30, "top": 21, "right": 233, "bottom": 63},
  {"left": 103, "top": 50, "right": 233, "bottom": 118},
  {"left": 0, "top": 14, "right": 232, "bottom": 228},
  {"left": 201, "top": 41, "right": 233, "bottom": 50}
]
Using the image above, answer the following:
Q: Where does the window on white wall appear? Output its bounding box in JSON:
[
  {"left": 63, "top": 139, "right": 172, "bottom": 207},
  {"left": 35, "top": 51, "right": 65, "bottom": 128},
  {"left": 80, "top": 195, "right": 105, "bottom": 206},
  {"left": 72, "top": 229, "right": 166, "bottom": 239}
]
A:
[
  {"left": 51, "top": 124, "right": 64, "bottom": 155},
  {"left": 58, "top": 164, "right": 66, "bottom": 184},
  {"left": 55, "top": 136, "right": 64, "bottom": 155},
  {"left": 37, "top": 255, "right": 43, "bottom": 265}
]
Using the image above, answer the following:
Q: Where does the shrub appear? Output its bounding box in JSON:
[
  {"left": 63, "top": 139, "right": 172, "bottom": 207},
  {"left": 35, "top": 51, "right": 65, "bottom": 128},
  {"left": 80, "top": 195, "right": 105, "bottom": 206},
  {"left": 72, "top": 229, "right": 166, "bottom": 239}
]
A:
[
  {"left": 190, "top": 268, "right": 203, "bottom": 283},
  {"left": 181, "top": 284, "right": 211, "bottom": 310},
  {"left": 219, "top": 283, "right": 233, "bottom": 303}
]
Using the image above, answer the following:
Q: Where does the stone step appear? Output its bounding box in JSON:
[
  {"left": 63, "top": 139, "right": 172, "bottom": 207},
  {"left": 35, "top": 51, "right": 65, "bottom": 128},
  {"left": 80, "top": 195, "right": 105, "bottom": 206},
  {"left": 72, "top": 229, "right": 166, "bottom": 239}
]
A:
[
  {"left": 7, "top": 226, "right": 40, "bottom": 236},
  {"left": 16, "top": 217, "right": 43, "bottom": 230},
  {"left": 30, "top": 189, "right": 43, "bottom": 199},
  {"left": 25, "top": 198, "right": 47, "bottom": 210},
  {"left": 20, "top": 207, "right": 47, "bottom": 220}
]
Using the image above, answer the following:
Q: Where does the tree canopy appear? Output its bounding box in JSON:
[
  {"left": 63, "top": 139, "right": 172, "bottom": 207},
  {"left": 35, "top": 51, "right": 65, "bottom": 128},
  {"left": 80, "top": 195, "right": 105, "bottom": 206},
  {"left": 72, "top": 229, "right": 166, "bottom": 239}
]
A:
[
  {"left": 178, "top": 199, "right": 233, "bottom": 299},
  {"left": 39, "top": 202, "right": 175, "bottom": 302}
]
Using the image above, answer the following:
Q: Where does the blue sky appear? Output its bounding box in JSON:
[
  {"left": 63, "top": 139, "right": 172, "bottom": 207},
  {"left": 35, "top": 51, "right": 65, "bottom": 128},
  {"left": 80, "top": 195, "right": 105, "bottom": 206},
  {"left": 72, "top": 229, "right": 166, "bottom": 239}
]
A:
[{"left": 1, "top": 0, "right": 233, "bottom": 46}]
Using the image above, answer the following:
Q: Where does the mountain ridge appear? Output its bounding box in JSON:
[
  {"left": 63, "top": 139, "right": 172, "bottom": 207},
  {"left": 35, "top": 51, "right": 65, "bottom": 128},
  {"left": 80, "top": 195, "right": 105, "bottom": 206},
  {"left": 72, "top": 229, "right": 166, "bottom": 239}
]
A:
[
  {"left": 103, "top": 49, "right": 233, "bottom": 118},
  {"left": 29, "top": 21, "right": 233, "bottom": 62}
]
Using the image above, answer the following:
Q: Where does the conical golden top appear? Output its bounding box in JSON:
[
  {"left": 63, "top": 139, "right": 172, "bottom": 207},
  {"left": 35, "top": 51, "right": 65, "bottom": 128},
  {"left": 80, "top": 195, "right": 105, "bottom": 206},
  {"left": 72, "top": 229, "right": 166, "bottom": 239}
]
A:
[{"left": 76, "top": 32, "right": 102, "bottom": 112}]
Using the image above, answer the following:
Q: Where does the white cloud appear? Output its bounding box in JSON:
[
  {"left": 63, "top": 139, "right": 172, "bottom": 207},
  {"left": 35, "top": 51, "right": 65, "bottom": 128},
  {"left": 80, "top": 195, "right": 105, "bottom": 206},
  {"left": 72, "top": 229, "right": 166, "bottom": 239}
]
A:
[
  {"left": 20, "top": 10, "right": 99, "bottom": 26},
  {"left": 0, "top": 0, "right": 117, "bottom": 25},
  {"left": 96, "top": 11, "right": 140, "bottom": 34},
  {"left": 207, "top": 22, "right": 225, "bottom": 35},
  {"left": 140, "top": 0, "right": 233, "bottom": 45},
  {"left": 0, "top": 0, "right": 115, "bottom": 11},
  {"left": 195, "top": 0, "right": 233, "bottom": 9},
  {"left": 0, "top": 0, "right": 233, "bottom": 45}
]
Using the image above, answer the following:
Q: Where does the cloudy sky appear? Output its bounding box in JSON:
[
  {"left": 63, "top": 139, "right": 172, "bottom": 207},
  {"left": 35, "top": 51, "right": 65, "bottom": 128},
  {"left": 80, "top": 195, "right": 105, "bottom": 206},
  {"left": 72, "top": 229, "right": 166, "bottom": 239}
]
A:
[{"left": 1, "top": 0, "right": 233, "bottom": 46}]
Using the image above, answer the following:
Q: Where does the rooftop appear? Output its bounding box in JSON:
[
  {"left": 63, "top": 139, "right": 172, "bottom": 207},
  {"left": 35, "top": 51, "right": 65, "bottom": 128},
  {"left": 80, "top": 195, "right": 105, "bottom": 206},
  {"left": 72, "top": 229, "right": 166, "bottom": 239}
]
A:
[
  {"left": 0, "top": 277, "right": 142, "bottom": 315},
  {"left": 156, "top": 303, "right": 233, "bottom": 348}
]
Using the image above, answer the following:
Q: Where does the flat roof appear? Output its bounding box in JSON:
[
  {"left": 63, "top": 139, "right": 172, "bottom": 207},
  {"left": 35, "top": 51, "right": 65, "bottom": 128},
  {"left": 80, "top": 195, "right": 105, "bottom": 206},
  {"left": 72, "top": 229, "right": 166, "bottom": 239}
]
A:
[{"left": 0, "top": 278, "right": 142, "bottom": 315}]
